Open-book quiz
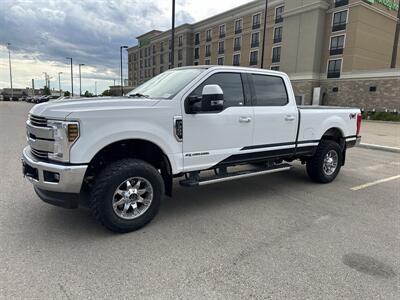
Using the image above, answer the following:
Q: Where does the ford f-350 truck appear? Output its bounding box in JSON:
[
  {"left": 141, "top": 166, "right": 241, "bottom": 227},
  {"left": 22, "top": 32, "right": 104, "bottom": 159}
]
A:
[{"left": 22, "top": 66, "right": 361, "bottom": 232}]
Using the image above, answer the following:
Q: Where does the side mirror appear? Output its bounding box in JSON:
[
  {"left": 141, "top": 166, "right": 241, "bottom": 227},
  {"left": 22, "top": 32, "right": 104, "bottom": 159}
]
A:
[{"left": 201, "top": 84, "right": 224, "bottom": 112}]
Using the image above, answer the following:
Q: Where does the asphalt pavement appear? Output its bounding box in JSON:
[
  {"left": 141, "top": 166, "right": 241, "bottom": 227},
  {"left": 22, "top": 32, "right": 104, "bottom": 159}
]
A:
[{"left": 0, "top": 101, "right": 399, "bottom": 299}]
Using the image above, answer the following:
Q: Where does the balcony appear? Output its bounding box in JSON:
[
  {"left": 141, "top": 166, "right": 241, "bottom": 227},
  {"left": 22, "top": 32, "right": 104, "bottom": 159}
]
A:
[
  {"left": 332, "top": 23, "right": 346, "bottom": 32},
  {"left": 275, "top": 16, "right": 283, "bottom": 24},
  {"left": 273, "top": 37, "right": 282, "bottom": 44},
  {"left": 330, "top": 48, "right": 343, "bottom": 56},
  {"left": 235, "top": 28, "right": 242, "bottom": 34},
  {"left": 252, "top": 23, "right": 260, "bottom": 30},
  {"left": 251, "top": 42, "right": 259, "bottom": 48},
  {"left": 335, "top": 0, "right": 349, "bottom": 8},
  {"left": 327, "top": 71, "right": 341, "bottom": 78},
  {"left": 272, "top": 56, "right": 280, "bottom": 63},
  {"left": 234, "top": 45, "right": 241, "bottom": 51}
]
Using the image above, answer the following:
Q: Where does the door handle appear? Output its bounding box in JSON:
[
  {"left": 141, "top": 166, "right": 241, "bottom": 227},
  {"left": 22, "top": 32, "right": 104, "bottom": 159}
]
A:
[
  {"left": 285, "top": 115, "right": 295, "bottom": 121},
  {"left": 239, "top": 117, "right": 252, "bottom": 123}
]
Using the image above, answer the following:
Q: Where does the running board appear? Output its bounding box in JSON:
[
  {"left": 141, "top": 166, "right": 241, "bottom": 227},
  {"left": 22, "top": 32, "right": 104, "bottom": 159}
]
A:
[{"left": 179, "top": 163, "right": 292, "bottom": 187}]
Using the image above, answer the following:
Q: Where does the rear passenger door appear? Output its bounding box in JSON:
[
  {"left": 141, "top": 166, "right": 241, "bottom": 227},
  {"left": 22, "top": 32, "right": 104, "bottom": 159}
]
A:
[{"left": 250, "top": 73, "right": 298, "bottom": 156}]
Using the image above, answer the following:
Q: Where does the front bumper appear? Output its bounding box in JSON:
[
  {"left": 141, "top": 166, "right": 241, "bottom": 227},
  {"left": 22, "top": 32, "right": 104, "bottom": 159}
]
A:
[{"left": 22, "top": 146, "right": 87, "bottom": 194}]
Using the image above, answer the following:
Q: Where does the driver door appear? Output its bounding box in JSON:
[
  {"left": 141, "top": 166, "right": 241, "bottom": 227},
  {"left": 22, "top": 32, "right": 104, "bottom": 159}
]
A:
[{"left": 182, "top": 72, "right": 254, "bottom": 172}]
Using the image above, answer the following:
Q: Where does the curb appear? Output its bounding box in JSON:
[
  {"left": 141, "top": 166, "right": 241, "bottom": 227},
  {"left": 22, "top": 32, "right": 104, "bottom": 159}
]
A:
[
  {"left": 358, "top": 143, "right": 400, "bottom": 154},
  {"left": 362, "top": 120, "right": 400, "bottom": 125}
]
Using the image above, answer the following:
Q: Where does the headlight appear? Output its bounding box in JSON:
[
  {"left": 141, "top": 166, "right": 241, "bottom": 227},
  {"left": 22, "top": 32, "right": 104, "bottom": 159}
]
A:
[{"left": 47, "top": 120, "right": 80, "bottom": 162}]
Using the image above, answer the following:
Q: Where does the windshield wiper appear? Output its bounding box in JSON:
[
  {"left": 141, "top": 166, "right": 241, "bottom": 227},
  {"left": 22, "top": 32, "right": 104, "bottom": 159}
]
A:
[{"left": 128, "top": 93, "right": 149, "bottom": 98}]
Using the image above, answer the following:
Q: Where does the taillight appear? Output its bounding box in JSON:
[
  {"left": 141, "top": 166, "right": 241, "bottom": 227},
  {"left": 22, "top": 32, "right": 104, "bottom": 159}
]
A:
[{"left": 356, "top": 113, "right": 362, "bottom": 136}]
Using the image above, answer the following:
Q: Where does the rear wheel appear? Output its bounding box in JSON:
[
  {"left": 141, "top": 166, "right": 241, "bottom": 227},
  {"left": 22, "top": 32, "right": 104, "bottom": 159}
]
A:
[
  {"left": 90, "top": 159, "right": 164, "bottom": 233},
  {"left": 306, "top": 140, "right": 342, "bottom": 183}
]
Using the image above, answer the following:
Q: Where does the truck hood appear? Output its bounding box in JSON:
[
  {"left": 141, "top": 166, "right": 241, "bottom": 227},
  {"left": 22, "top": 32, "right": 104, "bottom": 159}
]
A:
[{"left": 30, "top": 96, "right": 161, "bottom": 119}]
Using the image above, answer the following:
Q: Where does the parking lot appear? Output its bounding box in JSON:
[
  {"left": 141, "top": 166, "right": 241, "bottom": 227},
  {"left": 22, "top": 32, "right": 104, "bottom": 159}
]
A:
[{"left": 0, "top": 101, "right": 399, "bottom": 299}]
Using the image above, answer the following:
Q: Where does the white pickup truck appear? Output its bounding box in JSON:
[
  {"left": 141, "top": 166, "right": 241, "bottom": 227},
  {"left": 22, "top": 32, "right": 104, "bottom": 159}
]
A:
[{"left": 22, "top": 66, "right": 361, "bottom": 232}]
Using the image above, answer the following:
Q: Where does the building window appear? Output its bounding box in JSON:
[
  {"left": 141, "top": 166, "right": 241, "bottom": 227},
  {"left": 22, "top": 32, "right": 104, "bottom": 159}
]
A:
[
  {"left": 335, "top": 0, "right": 349, "bottom": 8},
  {"left": 144, "top": 59, "right": 148, "bottom": 68},
  {"left": 332, "top": 10, "right": 347, "bottom": 32},
  {"left": 369, "top": 86, "right": 377, "bottom": 92},
  {"left": 330, "top": 35, "right": 345, "bottom": 55},
  {"left": 178, "top": 63, "right": 183, "bottom": 67},
  {"left": 205, "top": 44, "right": 211, "bottom": 57},
  {"left": 153, "top": 56, "right": 156, "bottom": 65},
  {"left": 140, "top": 60, "right": 143, "bottom": 68},
  {"left": 160, "top": 66, "right": 164, "bottom": 73},
  {"left": 251, "top": 32, "right": 260, "bottom": 48},
  {"left": 152, "top": 68, "right": 155, "bottom": 76},
  {"left": 271, "top": 66, "right": 280, "bottom": 71},
  {"left": 140, "top": 49, "right": 143, "bottom": 58},
  {"left": 234, "top": 37, "right": 241, "bottom": 51},
  {"left": 160, "top": 42, "right": 164, "bottom": 52},
  {"left": 178, "top": 35, "right": 183, "bottom": 47},
  {"left": 205, "top": 59, "right": 211, "bottom": 65},
  {"left": 194, "top": 47, "right": 199, "bottom": 59},
  {"left": 235, "top": 19, "right": 243, "bottom": 34},
  {"left": 250, "top": 50, "right": 258, "bottom": 65},
  {"left": 160, "top": 54, "right": 164, "bottom": 64},
  {"left": 233, "top": 53, "right": 240, "bottom": 66},
  {"left": 218, "top": 41, "right": 225, "bottom": 54},
  {"left": 327, "top": 59, "right": 342, "bottom": 78},
  {"left": 275, "top": 6, "right": 284, "bottom": 23},
  {"left": 194, "top": 32, "right": 200, "bottom": 45},
  {"left": 252, "top": 13, "right": 261, "bottom": 29},
  {"left": 272, "top": 46, "right": 281, "bottom": 63},
  {"left": 273, "top": 27, "right": 282, "bottom": 44},
  {"left": 206, "top": 29, "right": 212, "bottom": 42},
  {"left": 217, "top": 57, "right": 224, "bottom": 65},
  {"left": 194, "top": 61, "right": 199, "bottom": 66},
  {"left": 152, "top": 45, "right": 156, "bottom": 54},
  {"left": 133, "top": 53, "right": 137, "bottom": 61},
  {"left": 168, "top": 52, "right": 172, "bottom": 63},
  {"left": 178, "top": 49, "right": 183, "bottom": 61},
  {"left": 219, "top": 24, "right": 226, "bottom": 38}
]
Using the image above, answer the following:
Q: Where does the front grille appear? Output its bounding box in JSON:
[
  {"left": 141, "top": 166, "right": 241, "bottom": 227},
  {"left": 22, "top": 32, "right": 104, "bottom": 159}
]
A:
[
  {"left": 31, "top": 148, "right": 49, "bottom": 159},
  {"left": 29, "top": 115, "right": 47, "bottom": 127}
]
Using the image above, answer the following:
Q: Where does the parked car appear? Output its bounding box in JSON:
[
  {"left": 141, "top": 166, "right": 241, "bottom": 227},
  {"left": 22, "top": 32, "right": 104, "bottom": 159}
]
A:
[{"left": 22, "top": 66, "right": 362, "bottom": 233}]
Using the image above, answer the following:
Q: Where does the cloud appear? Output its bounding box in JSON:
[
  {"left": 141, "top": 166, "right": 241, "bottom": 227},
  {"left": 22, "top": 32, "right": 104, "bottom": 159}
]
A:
[{"left": 0, "top": 0, "right": 250, "bottom": 93}]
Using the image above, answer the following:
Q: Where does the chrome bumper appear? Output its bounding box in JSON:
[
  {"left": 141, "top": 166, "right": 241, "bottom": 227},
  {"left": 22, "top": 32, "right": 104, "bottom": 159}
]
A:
[{"left": 22, "top": 146, "right": 87, "bottom": 193}]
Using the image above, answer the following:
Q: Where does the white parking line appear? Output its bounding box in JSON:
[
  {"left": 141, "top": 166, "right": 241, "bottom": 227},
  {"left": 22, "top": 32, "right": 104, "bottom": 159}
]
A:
[{"left": 351, "top": 175, "right": 400, "bottom": 191}]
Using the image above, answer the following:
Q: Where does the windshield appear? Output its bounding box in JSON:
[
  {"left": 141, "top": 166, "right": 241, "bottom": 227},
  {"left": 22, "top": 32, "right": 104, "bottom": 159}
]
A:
[{"left": 128, "top": 68, "right": 206, "bottom": 99}]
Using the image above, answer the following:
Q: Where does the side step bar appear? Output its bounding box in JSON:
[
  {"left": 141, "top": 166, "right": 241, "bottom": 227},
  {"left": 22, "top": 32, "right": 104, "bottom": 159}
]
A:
[{"left": 179, "top": 163, "right": 292, "bottom": 187}]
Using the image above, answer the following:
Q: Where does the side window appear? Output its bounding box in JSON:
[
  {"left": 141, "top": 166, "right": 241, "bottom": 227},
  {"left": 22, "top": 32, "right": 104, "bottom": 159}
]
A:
[
  {"left": 190, "top": 73, "right": 245, "bottom": 109},
  {"left": 252, "top": 74, "right": 288, "bottom": 106}
]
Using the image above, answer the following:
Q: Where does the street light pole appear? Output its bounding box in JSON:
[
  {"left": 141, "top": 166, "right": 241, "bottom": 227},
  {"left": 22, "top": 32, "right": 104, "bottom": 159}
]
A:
[
  {"left": 66, "top": 57, "right": 73, "bottom": 96},
  {"left": 120, "top": 45, "right": 128, "bottom": 96},
  {"left": 171, "top": 0, "right": 176, "bottom": 68},
  {"left": 260, "top": 0, "right": 269, "bottom": 69},
  {"left": 6, "top": 43, "right": 13, "bottom": 99},
  {"left": 58, "top": 72, "right": 63, "bottom": 96},
  {"left": 78, "top": 63, "right": 85, "bottom": 96}
]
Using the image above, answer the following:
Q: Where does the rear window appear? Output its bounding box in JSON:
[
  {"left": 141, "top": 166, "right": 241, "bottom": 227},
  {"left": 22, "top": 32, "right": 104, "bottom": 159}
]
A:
[{"left": 252, "top": 74, "right": 288, "bottom": 106}]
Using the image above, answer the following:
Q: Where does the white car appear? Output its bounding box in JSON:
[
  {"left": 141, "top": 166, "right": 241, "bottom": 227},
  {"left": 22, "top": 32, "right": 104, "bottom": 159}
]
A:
[{"left": 22, "top": 66, "right": 361, "bottom": 232}]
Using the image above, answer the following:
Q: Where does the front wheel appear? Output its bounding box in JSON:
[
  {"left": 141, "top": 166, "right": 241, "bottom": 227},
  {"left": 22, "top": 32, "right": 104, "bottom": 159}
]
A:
[
  {"left": 90, "top": 159, "right": 164, "bottom": 233},
  {"left": 306, "top": 140, "right": 343, "bottom": 183}
]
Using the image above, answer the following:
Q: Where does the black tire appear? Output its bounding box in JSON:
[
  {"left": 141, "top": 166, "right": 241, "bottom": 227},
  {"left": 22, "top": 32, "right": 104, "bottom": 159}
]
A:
[
  {"left": 90, "top": 159, "right": 164, "bottom": 233},
  {"left": 306, "top": 140, "right": 343, "bottom": 183}
]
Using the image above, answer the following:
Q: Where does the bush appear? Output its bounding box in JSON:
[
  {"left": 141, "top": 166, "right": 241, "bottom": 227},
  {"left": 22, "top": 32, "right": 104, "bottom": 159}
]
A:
[{"left": 362, "top": 111, "right": 400, "bottom": 122}]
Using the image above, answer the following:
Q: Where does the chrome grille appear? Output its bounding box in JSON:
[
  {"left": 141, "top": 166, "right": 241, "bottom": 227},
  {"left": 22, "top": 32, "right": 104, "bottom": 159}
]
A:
[
  {"left": 29, "top": 115, "right": 47, "bottom": 127},
  {"left": 31, "top": 148, "right": 49, "bottom": 159}
]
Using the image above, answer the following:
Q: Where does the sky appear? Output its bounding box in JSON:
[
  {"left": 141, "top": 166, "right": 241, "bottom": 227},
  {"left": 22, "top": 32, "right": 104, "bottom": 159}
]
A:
[{"left": 0, "top": 0, "right": 252, "bottom": 95}]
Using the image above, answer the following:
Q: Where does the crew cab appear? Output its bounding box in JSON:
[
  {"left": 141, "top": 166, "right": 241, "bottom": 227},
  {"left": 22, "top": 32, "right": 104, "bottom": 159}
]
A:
[{"left": 22, "top": 66, "right": 361, "bottom": 232}]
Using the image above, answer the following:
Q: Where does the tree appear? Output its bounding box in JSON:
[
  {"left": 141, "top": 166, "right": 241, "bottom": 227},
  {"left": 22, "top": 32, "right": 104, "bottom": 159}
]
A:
[
  {"left": 64, "top": 91, "right": 71, "bottom": 97},
  {"left": 42, "top": 86, "right": 51, "bottom": 96},
  {"left": 84, "top": 90, "right": 94, "bottom": 97},
  {"left": 102, "top": 89, "right": 111, "bottom": 96}
]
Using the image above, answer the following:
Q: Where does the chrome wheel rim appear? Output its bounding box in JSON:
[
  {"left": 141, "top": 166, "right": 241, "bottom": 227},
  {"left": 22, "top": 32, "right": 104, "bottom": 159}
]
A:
[
  {"left": 323, "top": 150, "right": 338, "bottom": 176},
  {"left": 112, "top": 177, "right": 153, "bottom": 220}
]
